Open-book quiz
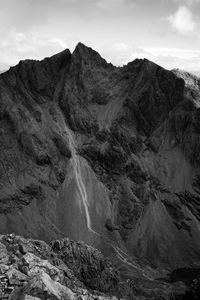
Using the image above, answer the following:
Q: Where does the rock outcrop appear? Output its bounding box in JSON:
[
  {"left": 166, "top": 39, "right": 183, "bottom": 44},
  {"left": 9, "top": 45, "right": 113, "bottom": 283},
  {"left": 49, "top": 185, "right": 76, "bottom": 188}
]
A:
[
  {"left": 0, "top": 233, "right": 189, "bottom": 300},
  {"left": 0, "top": 234, "right": 121, "bottom": 299}
]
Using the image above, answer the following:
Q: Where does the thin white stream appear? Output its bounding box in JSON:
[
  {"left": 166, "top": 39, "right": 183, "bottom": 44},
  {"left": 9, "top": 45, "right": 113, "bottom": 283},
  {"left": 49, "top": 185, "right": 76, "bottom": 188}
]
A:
[
  {"left": 67, "top": 130, "right": 96, "bottom": 234},
  {"left": 113, "top": 246, "right": 153, "bottom": 281},
  {"left": 66, "top": 129, "right": 153, "bottom": 281}
]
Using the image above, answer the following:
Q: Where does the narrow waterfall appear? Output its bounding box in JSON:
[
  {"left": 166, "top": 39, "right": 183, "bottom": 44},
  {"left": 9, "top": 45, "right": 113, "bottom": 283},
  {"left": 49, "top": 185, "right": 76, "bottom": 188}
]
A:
[
  {"left": 66, "top": 129, "right": 95, "bottom": 234},
  {"left": 65, "top": 129, "right": 151, "bottom": 274}
]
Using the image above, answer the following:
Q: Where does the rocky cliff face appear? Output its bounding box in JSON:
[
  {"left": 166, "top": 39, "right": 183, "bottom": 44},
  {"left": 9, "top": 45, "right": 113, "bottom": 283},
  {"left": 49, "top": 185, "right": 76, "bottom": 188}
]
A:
[{"left": 1, "top": 43, "right": 200, "bottom": 299}]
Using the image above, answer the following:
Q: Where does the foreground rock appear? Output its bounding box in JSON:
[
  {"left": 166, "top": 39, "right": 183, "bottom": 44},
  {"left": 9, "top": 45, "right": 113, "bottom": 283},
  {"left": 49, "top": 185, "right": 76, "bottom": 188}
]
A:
[
  {"left": 0, "top": 234, "right": 121, "bottom": 300},
  {"left": 0, "top": 234, "right": 191, "bottom": 300}
]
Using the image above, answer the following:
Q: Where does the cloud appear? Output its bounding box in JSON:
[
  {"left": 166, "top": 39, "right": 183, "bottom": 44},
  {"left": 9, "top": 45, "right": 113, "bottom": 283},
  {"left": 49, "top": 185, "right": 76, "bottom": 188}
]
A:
[
  {"left": 99, "top": 42, "right": 151, "bottom": 66},
  {"left": 171, "top": 0, "right": 199, "bottom": 5},
  {"left": 0, "top": 0, "right": 51, "bottom": 32},
  {"left": 0, "top": 0, "right": 137, "bottom": 33},
  {"left": 0, "top": 30, "right": 68, "bottom": 69},
  {"left": 168, "top": 6, "right": 196, "bottom": 34},
  {"left": 99, "top": 42, "right": 200, "bottom": 72},
  {"left": 95, "top": 0, "right": 136, "bottom": 11},
  {"left": 145, "top": 47, "right": 200, "bottom": 71}
]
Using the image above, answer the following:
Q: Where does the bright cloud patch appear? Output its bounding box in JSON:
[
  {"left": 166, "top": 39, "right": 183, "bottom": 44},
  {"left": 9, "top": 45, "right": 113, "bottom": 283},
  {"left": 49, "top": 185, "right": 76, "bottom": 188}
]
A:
[
  {"left": 168, "top": 6, "right": 196, "bottom": 34},
  {"left": 99, "top": 43, "right": 200, "bottom": 72},
  {"left": 0, "top": 30, "right": 68, "bottom": 69},
  {"left": 99, "top": 43, "right": 150, "bottom": 66}
]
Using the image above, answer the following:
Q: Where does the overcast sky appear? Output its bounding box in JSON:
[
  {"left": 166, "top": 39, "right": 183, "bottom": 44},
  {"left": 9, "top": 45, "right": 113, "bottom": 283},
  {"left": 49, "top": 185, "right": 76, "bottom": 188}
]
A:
[{"left": 0, "top": 0, "right": 200, "bottom": 72}]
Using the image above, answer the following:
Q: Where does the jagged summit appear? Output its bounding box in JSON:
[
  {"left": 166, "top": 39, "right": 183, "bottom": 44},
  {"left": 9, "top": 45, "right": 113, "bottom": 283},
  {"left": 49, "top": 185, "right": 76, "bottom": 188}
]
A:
[
  {"left": 4, "top": 47, "right": 71, "bottom": 75},
  {"left": 0, "top": 43, "right": 187, "bottom": 78},
  {"left": 1, "top": 43, "right": 114, "bottom": 80},
  {"left": 73, "top": 42, "right": 94, "bottom": 54},
  {"left": 72, "top": 42, "right": 113, "bottom": 69},
  {"left": 73, "top": 42, "right": 101, "bottom": 60}
]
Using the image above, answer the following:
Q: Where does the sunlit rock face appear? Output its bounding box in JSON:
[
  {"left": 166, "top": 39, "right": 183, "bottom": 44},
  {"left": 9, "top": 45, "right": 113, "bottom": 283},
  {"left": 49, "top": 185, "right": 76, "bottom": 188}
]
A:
[{"left": 1, "top": 42, "right": 200, "bottom": 276}]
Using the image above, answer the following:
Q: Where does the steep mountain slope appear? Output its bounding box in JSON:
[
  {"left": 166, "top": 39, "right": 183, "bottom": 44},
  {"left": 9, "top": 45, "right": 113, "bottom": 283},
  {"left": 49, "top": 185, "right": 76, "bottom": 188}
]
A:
[{"left": 1, "top": 43, "right": 200, "bottom": 290}]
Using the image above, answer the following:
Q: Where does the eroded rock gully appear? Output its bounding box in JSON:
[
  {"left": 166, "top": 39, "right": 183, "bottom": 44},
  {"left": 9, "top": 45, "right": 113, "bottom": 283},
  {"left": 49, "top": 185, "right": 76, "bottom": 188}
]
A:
[{"left": 1, "top": 43, "right": 200, "bottom": 299}]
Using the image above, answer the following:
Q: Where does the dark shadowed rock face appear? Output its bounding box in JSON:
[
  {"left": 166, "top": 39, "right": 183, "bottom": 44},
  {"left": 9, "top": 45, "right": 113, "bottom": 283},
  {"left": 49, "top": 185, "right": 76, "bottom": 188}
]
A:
[{"left": 1, "top": 43, "right": 200, "bottom": 299}]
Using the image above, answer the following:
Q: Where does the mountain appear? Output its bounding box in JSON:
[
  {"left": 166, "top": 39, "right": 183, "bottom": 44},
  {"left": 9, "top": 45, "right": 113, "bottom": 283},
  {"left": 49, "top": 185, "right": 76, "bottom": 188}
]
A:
[{"left": 1, "top": 43, "right": 200, "bottom": 299}]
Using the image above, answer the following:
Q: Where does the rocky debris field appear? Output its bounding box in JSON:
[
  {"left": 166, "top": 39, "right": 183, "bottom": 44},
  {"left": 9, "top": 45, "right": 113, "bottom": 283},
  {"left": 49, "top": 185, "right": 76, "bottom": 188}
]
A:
[
  {"left": 0, "top": 233, "right": 198, "bottom": 300},
  {"left": 0, "top": 234, "right": 121, "bottom": 300}
]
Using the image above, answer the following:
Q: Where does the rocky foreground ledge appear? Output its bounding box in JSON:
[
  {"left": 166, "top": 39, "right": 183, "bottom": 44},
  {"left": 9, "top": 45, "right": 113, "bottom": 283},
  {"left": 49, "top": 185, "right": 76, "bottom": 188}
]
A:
[
  {"left": 0, "top": 234, "right": 121, "bottom": 300},
  {"left": 0, "top": 233, "right": 199, "bottom": 300}
]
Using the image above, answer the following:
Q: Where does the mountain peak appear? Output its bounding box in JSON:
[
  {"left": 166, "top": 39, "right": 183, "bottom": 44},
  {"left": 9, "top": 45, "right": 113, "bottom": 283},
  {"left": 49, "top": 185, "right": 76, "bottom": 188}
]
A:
[
  {"left": 73, "top": 42, "right": 98, "bottom": 55},
  {"left": 73, "top": 42, "right": 113, "bottom": 69}
]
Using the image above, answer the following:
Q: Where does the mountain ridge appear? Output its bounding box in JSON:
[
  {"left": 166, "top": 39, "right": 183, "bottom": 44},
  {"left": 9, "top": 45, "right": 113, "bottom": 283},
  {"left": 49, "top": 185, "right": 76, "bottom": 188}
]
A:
[{"left": 1, "top": 42, "right": 200, "bottom": 299}]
